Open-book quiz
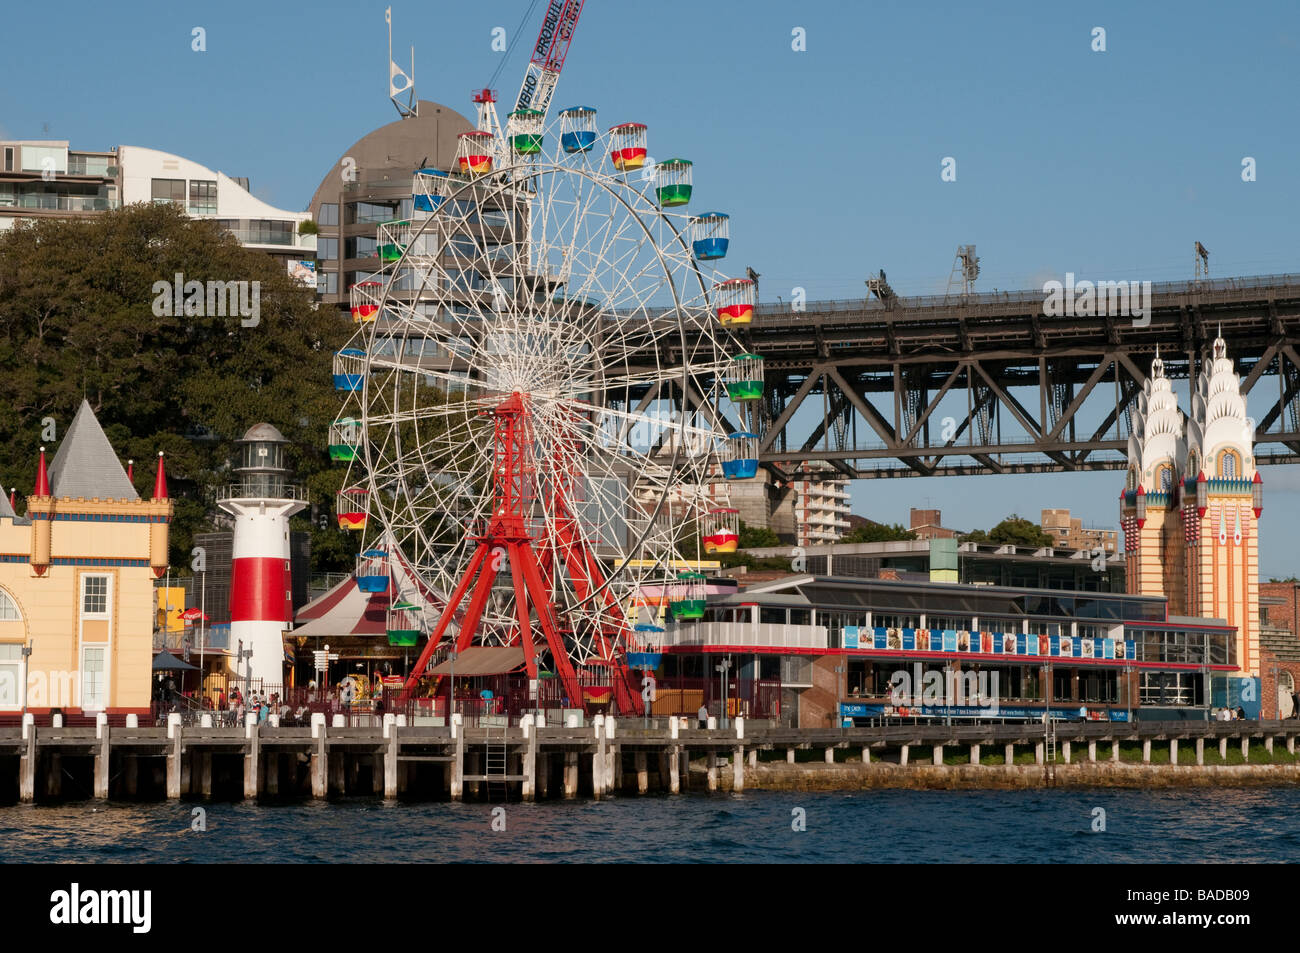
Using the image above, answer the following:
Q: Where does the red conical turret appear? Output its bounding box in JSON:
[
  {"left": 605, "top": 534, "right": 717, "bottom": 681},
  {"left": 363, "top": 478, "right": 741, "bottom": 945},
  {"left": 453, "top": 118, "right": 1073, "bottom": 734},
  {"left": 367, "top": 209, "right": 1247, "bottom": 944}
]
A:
[
  {"left": 152, "top": 451, "right": 168, "bottom": 500},
  {"left": 1253, "top": 470, "right": 1263, "bottom": 519},
  {"left": 1135, "top": 484, "right": 1147, "bottom": 529},
  {"left": 34, "top": 447, "right": 50, "bottom": 497},
  {"left": 1196, "top": 470, "right": 1208, "bottom": 518}
]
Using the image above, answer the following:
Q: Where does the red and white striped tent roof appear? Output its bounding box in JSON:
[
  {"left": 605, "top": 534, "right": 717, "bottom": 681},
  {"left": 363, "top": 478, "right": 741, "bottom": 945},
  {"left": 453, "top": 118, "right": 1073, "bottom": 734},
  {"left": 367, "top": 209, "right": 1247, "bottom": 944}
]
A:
[
  {"left": 292, "top": 537, "right": 451, "bottom": 639},
  {"left": 292, "top": 575, "right": 391, "bottom": 638}
]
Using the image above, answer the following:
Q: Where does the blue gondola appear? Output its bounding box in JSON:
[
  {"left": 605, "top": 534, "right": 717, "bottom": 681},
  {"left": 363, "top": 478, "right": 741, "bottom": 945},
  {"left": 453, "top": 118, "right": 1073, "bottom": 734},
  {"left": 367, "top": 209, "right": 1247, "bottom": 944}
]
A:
[
  {"left": 356, "top": 549, "right": 389, "bottom": 593},
  {"left": 691, "top": 212, "right": 730, "bottom": 261},
  {"left": 721, "top": 432, "right": 759, "bottom": 480},
  {"left": 559, "top": 106, "right": 598, "bottom": 154},
  {"left": 333, "top": 348, "right": 366, "bottom": 392},
  {"left": 412, "top": 168, "right": 448, "bottom": 212}
]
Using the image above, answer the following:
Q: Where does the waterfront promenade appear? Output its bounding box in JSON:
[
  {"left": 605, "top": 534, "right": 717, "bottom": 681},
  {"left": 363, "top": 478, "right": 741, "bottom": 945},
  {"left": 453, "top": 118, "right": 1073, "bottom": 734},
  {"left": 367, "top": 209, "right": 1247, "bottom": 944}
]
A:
[{"left": 4, "top": 715, "right": 1300, "bottom": 802}]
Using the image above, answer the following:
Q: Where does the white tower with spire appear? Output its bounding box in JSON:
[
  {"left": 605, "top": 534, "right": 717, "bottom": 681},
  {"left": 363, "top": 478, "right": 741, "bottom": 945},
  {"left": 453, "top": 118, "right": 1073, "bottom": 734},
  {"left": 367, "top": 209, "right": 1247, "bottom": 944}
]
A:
[
  {"left": 1121, "top": 348, "right": 1187, "bottom": 608},
  {"left": 1121, "top": 335, "right": 1263, "bottom": 676},
  {"left": 1183, "top": 333, "right": 1262, "bottom": 675},
  {"left": 216, "top": 424, "right": 306, "bottom": 687}
]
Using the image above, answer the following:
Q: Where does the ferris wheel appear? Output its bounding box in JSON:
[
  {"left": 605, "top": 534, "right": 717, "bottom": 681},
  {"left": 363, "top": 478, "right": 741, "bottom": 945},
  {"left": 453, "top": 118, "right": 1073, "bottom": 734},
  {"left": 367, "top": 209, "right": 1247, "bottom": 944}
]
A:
[{"left": 330, "top": 106, "right": 762, "bottom": 715}]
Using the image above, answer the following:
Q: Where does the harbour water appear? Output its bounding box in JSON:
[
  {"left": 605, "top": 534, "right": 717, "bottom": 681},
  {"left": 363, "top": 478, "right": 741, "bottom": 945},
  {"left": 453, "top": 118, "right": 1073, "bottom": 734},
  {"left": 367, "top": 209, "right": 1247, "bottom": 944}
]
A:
[{"left": 1, "top": 787, "right": 1296, "bottom": 863}]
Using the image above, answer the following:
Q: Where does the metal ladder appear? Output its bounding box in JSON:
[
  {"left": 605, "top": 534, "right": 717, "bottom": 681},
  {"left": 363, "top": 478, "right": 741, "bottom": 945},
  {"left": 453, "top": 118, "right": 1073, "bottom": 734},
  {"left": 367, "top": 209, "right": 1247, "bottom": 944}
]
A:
[
  {"left": 1044, "top": 715, "right": 1057, "bottom": 785},
  {"left": 485, "top": 720, "right": 508, "bottom": 800}
]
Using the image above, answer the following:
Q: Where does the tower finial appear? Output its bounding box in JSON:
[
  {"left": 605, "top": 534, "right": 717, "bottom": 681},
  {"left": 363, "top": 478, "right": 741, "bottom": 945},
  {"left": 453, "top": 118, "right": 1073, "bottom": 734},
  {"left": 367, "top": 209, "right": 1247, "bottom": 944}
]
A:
[
  {"left": 34, "top": 446, "right": 50, "bottom": 497},
  {"left": 152, "top": 450, "right": 168, "bottom": 500}
]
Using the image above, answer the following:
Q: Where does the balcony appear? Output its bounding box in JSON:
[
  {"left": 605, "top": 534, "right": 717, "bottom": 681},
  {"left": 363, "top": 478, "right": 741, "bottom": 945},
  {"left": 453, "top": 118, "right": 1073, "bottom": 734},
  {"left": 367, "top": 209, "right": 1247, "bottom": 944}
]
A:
[
  {"left": 1, "top": 193, "right": 119, "bottom": 212},
  {"left": 663, "top": 621, "right": 828, "bottom": 651},
  {"left": 216, "top": 482, "right": 306, "bottom": 503}
]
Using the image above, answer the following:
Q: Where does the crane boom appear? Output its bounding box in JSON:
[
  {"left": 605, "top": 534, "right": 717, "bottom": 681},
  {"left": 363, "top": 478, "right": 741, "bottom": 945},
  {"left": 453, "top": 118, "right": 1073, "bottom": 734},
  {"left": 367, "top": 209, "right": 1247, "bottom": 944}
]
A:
[{"left": 514, "top": 0, "right": 584, "bottom": 120}]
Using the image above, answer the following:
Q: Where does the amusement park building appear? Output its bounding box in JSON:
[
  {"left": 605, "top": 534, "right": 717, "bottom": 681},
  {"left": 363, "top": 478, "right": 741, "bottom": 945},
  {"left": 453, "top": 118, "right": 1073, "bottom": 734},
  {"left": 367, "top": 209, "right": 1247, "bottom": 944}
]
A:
[
  {"left": 1121, "top": 338, "right": 1263, "bottom": 677},
  {"left": 741, "top": 537, "right": 1126, "bottom": 592},
  {"left": 0, "top": 401, "right": 171, "bottom": 718},
  {"left": 659, "top": 574, "right": 1242, "bottom": 728}
]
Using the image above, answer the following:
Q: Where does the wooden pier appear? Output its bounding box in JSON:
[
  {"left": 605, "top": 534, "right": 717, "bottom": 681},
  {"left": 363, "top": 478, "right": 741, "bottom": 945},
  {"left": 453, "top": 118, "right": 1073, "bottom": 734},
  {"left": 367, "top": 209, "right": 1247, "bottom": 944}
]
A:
[{"left": 3, "top": 713, "right": 1299, "bottom": 802}]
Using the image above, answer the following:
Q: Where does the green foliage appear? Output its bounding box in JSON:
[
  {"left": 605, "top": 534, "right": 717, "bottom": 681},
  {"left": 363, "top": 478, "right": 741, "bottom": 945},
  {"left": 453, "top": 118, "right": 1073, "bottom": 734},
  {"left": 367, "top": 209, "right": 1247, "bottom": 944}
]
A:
[
  {"left": 0, "top": 203, "right": 351, "bottom": 572},
  {"left": 959, "top": 514, "right": 1053, "bottom": 548},
  {"left": 841, "top": 521, "right": 916, "bottom": 543},
  {"left": 738, "top": 520, "right": 780, "bottom": 549},
  {"left": 297, "top": 219, "right": 319, "bottom": 236}
]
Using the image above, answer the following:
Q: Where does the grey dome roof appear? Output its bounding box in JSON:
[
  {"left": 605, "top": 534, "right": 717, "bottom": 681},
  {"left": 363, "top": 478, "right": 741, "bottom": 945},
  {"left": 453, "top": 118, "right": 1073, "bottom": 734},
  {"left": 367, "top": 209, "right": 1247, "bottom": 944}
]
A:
[{"left": 240, "top": 423, "right": 287, "bottom": 443}]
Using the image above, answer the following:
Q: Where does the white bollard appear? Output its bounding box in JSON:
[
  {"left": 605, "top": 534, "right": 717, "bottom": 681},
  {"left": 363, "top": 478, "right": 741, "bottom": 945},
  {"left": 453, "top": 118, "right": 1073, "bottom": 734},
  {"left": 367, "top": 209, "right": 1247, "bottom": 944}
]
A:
[
  {"left": 167, "top": 713, "right": 182, "bottom": 739},
  {"left": 396, "top": 714, "right": 407, "bottom": 727},
  {"left": 21, "top": 712, "right": 34, "bottom": 741},
  {"left": 450, "top": 712, "right": 462, "bottom": 739},
  {"left": 246, "top": 712, "right": 258, "bottom": 738},
  {"left": 331, "top": 714, "right": 345, "bottom": 729},
  {"left": 670, "top": 716, "right": 680, "bottom": 739},
  {"left": 311, "top": 712, "right": 326, "bottom": 738},
  {"left": 125, "top": 714, "right": 139, "bottom": 729},
  {"left": 534, "top": 712, "right": 545, "bottom": 728},
  {"left": 593, "top": 714, "right": 605, "bottom": 739},
  {"left": 521, "top": 713, "right": 534, "bottom": 738},
  {"left": 707, "top": 716, "right": 717, "bottom": 730},
  {"left": 382, "top": 712, "right": 396, "bottom": 739},
  {"left": 96, "top": 712, "right": 108, "bottom": 739},
  {"left": 565, "top": 713, "right": 580, "bottom": 728},
  {"left": 200, "top": 714, "right": 213, "bottom": 728},
  {"left": 735, "top": 716, "right": 745, "bottom": 740},
  {"left": 605, "top": 717, "right": 616, "bottom": 740},
  {"left": 52, "top": 713, "right": 63, "bottom": 729},
  {"left": 268, "top": 714, "right": 280, "bottom": 728}
]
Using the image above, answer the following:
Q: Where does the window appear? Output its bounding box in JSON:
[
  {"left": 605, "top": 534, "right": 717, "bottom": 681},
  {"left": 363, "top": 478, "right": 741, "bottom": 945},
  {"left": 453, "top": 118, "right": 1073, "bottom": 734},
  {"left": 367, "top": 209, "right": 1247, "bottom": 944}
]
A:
[
  {"left": 0, "top": 589, "right": 19, "bottom": 620},
  {"left": 3, "top": 147, "right": 12, "bottom": 172},
  {"left": 81, "top": 646, "right": 106, "bottom": 710},
  {"left": 0, "top": 643, "right": 20, "bottom": 708},
  {"left": 189, "top": 179, "right": 217, "bottom": 214},
  {"left": 317, "top": 271, "right": 338, "bottom": 295},
  {"left": 1219, "top": 450, "right": 1240, "bottom": 479},
  {"left": 317, "top": 237, "right": 338, "bottom": 261},
  {"left": 346, "top": 236, "right": 378, "bottom": 259},
  {"left": 82, "top": 574, "right": 110, "bottom": 617},
  {"left": 21, "top": 145, "right": 66, "bottom": 174},
  {"left": 318, "top": 203, "right": 339, "bottom": 226},
  {"left": 1157, "top": 464, "right": 1173, "bottom": 492},
  {"left": 151, "top": 178, "right": 186, "bottom": 205}
]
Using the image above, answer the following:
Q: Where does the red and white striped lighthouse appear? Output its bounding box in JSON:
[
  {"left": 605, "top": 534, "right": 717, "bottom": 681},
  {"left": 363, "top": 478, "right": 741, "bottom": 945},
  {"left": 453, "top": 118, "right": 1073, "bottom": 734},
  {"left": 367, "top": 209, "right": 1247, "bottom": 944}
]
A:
[{"left": 217, "top": 424, "right": 306, "bottom": 686}]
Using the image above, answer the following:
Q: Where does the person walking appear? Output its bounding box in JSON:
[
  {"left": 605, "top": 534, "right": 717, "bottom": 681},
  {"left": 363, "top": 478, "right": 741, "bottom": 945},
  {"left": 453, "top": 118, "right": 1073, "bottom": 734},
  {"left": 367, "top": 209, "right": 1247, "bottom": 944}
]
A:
[{"left": 697, "top": 703, "right": 708, "bottom": 729}]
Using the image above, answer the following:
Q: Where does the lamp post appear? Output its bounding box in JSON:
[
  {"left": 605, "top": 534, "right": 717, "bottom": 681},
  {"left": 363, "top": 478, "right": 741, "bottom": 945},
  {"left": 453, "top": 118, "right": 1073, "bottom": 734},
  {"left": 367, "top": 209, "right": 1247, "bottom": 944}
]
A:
[
  {"left": 715, "top": 657, "right": 732, "bottom": 729},
  {"left": 833, "top": 661, "right": 846, "bottom": 729},
  {"left": 20, "top": 641, "right": 32, "bottom": 718}
]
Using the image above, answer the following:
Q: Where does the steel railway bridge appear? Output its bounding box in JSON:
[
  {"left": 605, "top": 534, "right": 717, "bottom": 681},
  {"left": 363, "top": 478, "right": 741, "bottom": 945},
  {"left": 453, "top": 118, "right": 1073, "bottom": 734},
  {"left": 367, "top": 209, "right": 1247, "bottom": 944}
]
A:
[{"left": 718, "top": 272, "right": 1300, "bottom": 480}]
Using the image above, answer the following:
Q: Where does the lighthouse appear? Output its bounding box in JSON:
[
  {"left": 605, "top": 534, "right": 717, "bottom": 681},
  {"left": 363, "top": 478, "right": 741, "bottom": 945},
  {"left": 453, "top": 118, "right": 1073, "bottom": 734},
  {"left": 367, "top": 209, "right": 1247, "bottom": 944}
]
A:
[{"left": 217, "top": 424, "right": 306, "bottom": 686}]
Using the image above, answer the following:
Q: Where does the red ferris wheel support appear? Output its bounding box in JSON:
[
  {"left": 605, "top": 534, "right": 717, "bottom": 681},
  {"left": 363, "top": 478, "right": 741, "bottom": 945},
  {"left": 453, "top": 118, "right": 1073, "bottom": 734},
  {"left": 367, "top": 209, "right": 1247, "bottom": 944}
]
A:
[{"left": 399, "top": 392, "right": 643, "bottom": 715}]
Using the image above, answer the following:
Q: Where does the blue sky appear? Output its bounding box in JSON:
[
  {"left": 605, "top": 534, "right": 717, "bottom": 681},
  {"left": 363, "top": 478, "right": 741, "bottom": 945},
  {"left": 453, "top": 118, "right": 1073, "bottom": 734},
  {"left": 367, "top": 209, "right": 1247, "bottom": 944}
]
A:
[{"left": 4, "top": 0, "right": 1300, "bottom": 573}]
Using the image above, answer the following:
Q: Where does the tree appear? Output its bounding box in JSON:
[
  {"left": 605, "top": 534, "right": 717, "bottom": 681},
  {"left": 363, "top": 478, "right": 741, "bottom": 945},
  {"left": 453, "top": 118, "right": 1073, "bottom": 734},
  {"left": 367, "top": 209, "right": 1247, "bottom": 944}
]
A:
[
  {"left": 0, "top": 203, "right": 352, "bottom": 572},
  {"left": 738, "top": 520, "right": 780, "bottom": 549},
  {"left": 841, "top": 521, "right": 916, "bottom": 543},
  {"left": 960, "top": 514, "right": 1053, "bottom": 548}
]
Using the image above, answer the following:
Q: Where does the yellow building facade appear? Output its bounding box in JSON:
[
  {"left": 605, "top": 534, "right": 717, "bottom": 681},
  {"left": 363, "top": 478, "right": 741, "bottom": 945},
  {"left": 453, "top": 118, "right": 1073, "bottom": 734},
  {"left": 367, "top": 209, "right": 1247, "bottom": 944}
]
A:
[{"left": 0, "top": 401, "right": 170, "bottom": 717}]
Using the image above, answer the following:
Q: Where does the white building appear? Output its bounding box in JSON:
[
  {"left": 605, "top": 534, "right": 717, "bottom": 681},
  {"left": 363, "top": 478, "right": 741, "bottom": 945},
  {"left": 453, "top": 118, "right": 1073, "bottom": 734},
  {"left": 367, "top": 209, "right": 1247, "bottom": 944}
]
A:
[
  {"left": 787, "top": 467, "right": 852, "bottom": 546},
  {"left": 1, "top": 140, "right": 315, "bottom": 266}
]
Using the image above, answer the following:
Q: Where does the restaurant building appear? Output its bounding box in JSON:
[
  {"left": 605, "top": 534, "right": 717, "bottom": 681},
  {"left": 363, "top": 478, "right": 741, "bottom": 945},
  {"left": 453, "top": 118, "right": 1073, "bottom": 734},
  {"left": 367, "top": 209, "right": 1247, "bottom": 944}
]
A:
[{"left": 656, "top": 574, "right": 1239, "bottom": 728}]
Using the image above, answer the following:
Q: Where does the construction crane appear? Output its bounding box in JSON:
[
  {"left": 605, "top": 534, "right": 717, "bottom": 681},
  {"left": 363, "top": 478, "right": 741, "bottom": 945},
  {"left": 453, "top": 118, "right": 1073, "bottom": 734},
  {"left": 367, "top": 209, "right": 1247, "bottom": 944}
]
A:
[{"left": 472, "top": 1, "right": 585, "bottom": 170}]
